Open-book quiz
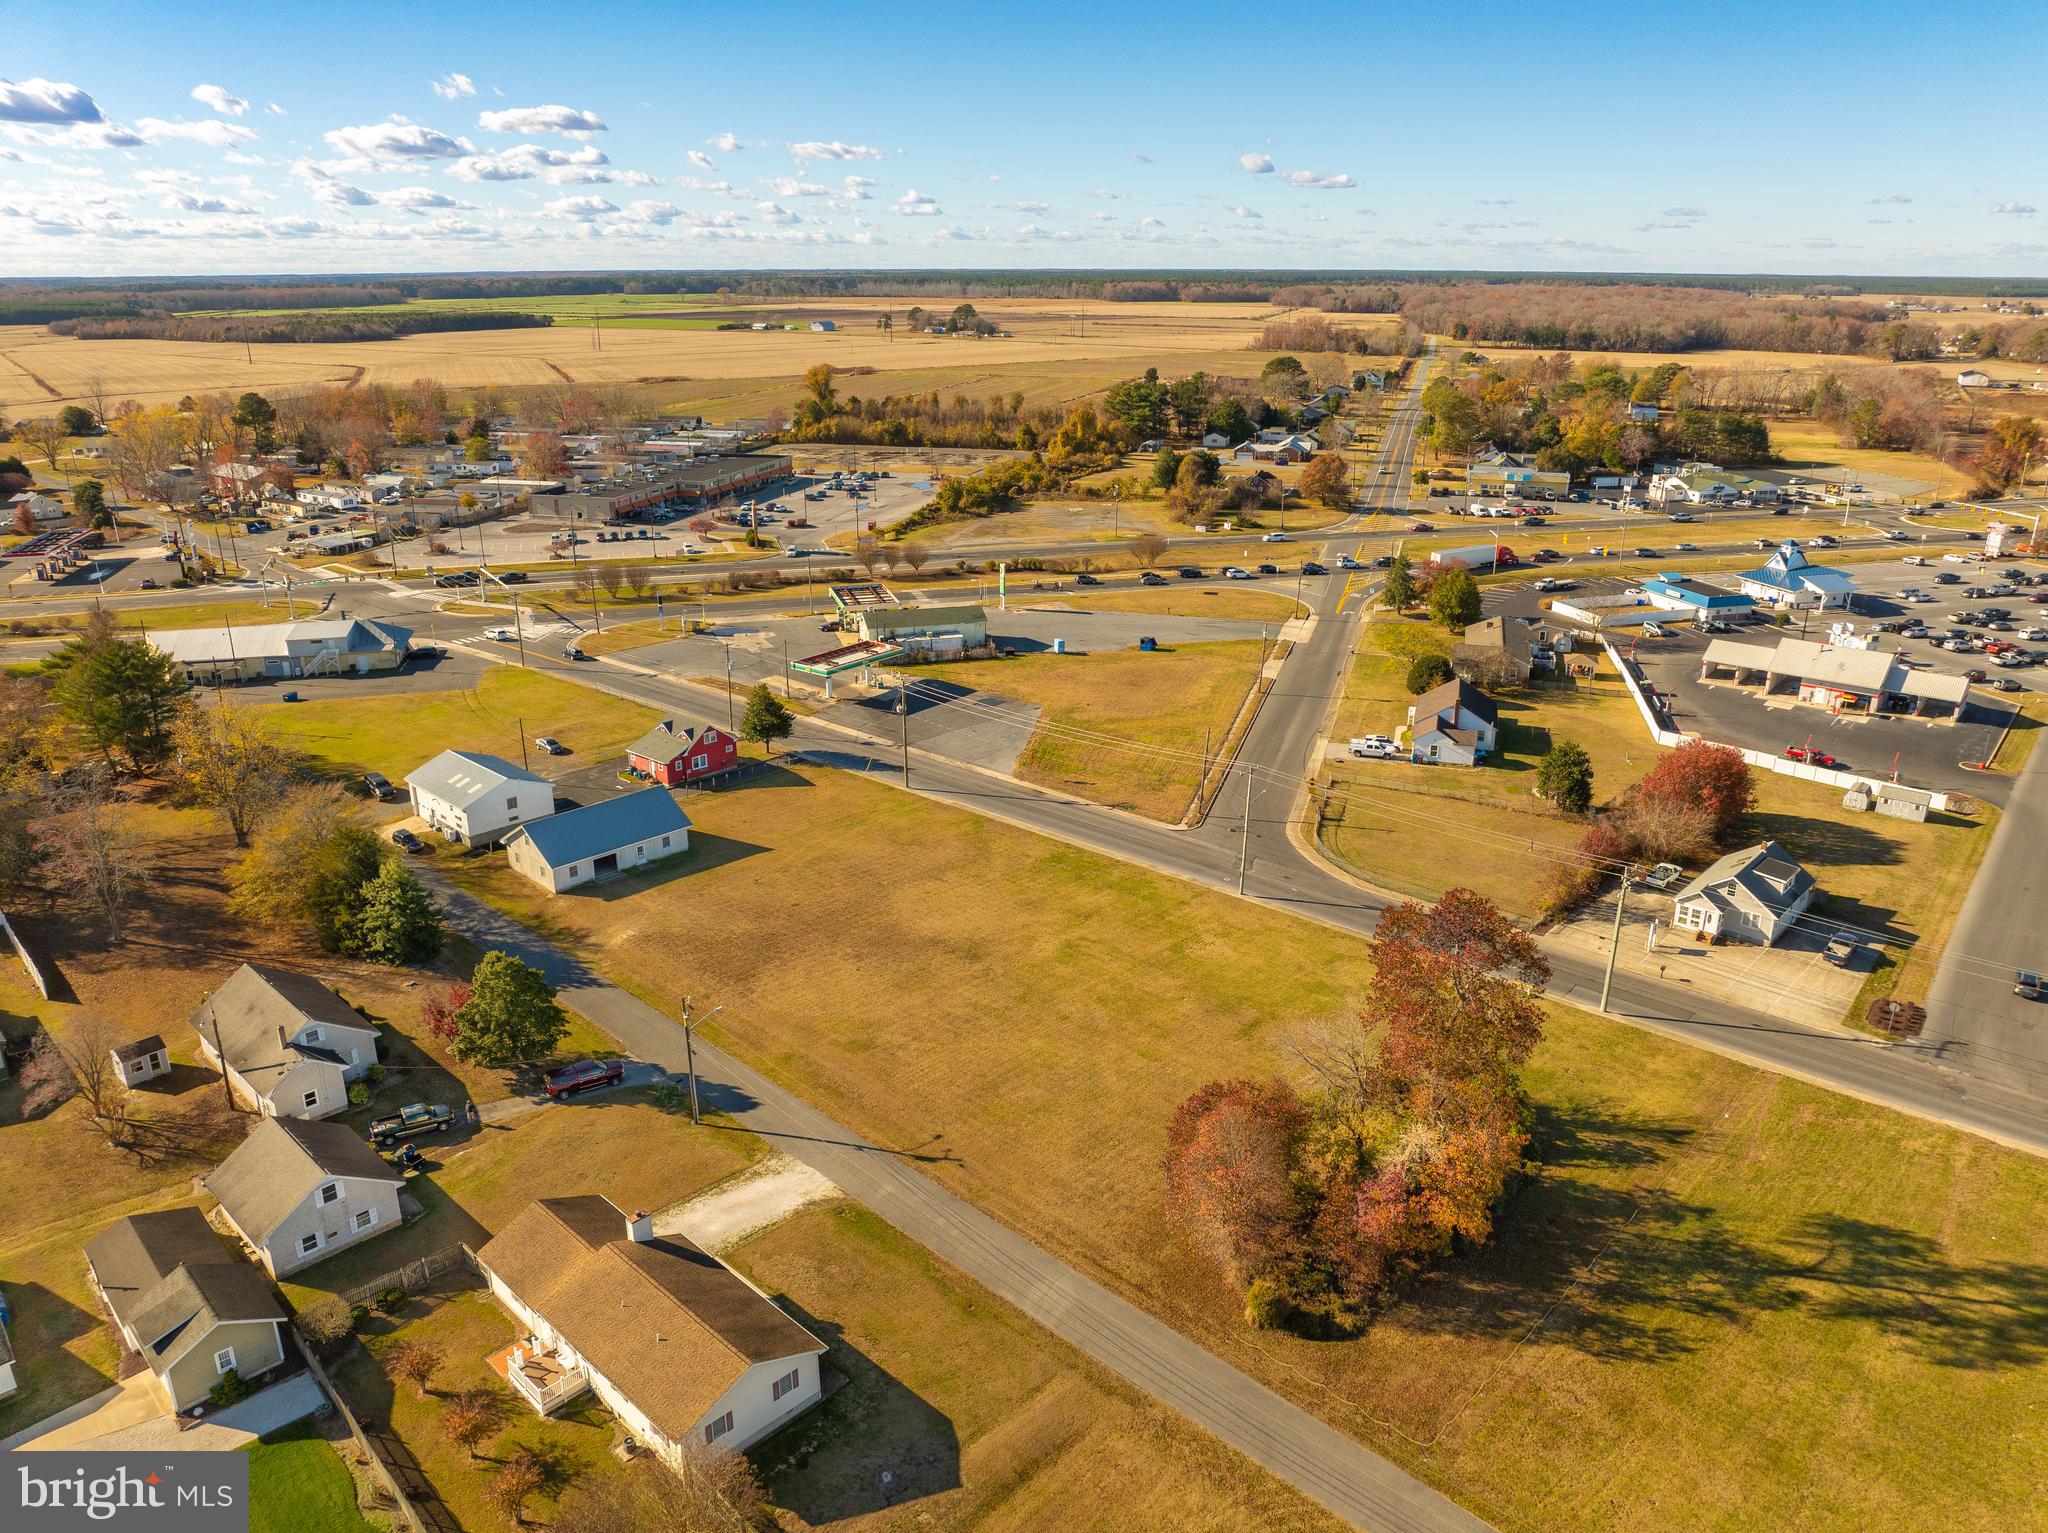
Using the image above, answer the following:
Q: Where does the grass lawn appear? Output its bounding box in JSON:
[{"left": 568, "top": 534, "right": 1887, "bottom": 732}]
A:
[
  {"left": 1767, "top": 423, "right": 1977, "bottom": 498},
  {"left": 904, "top": 638, "right": 1268, "bottom": 820},
  {"left": 1038, "top": 586, "right": 1304, "bottom": 623},
  {"left": 246, "top": 1420, "right": 388, "bottom": 1533},
  {"left": 248, "top": 665, "right": 658, "bottom": 784},
  {"left": 733, "top": 1202, "right": 1343, "bottom": 1533},
  {"left": 434, "top": 756, "right": 2048, "bottom": 1532},
  {"left": 0, "top": 597, "right": 325, "bottom": 639}
]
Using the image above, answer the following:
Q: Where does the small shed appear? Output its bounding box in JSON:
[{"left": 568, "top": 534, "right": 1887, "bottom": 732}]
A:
[
  {"left": 1874, "top": 783, "right": 1934, "bottom": 823},
  {"left": 111, "top": 1033, "right": 171, "bottom": 1086}
]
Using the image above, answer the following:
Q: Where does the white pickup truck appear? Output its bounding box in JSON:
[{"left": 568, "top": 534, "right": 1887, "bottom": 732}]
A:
[{"left": 1347, "top": 735, "right": 1399, "bottom": 759}]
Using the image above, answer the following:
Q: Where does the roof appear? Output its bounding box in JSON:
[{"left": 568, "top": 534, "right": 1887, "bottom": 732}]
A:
[
  {"left": 506, "top": 787, "right": 691, "bottom": 871},
  {"left": 151, "top": 618, "right": 412, "bottom": 667},
  {"left": 205, "top": 1117, "right": 404, "bottom": 1244},
  {"left": 860, "top": 603, "right": 987, "bottom": 634},
  {"left": 476, "top": 1195, "right": 824, "bottom": 1441},
  {"left": 1704, "top": 636, "right": 1970, "bottom": 706},
  {"left": 1409, "top": 675, "right": 1497, "bottom": 728},
  {"left": 628, "top": 719, "right": 721, "bottom": 764},
  {"left": 1736, "top": 544, "right": 1857, "bottom": 596},
  {"left": 405, "top": 749, "right": 547, "bottom": 811},
  {"left": 188, "top": 963, "right": 373, "bottom": 1091},
  {"left": 1461, "top": 615, "right": 1533, "bottom": 666},
  {"left": 112, "top": 1033, "right": 167, "bottom": 1065},
  {"left": 85, "top": 1208, "right": 281, "bottom": 1354},
  {"left": 1673, "top": 840, "right": 1816, "bottom": 929},
  {"left": 1643, "top": 574, "right": 1753, "bottom": 609}
]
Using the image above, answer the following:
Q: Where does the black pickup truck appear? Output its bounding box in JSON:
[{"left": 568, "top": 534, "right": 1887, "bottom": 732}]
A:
[{"left": 369, "top": 1101, "right": 455, "bottom": 1145}]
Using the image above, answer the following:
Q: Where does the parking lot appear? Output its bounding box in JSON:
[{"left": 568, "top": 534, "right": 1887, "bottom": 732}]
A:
[{"left": 1482, "top": 563, "right": 2032, "bottom": 801}]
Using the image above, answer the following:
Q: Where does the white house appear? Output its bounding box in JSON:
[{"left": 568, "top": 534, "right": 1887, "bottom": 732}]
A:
[
  {"left": 84, "top": 1208, "right": 287, "bottom": 1412},
  {"left": 808, "top": 319, "right": 836, "bottom": 332},
  {"left": 205, "top": 1116, "right": 407, "bottom": 1278},
  {"left": 111, "top": 1033, "right": 172, "bottom": 1087},
  {"left": 1670, "top": 841, "right": 1816, "bottom": 945},
  {"left": 406, "top": 750, "right": 555, "bottom": 848},
  {"left": 6, "top": 491, "right": 65, "bottom": 523},
  {"left": 1405, "top": 677, "right": 1498, "bottom": 766},
  {"left": 503, "top": 787, "right": 692, "bottom": 894},
  {"left": 1733, "top": 542, "right": 1857, "bottom": 610},
  {"left": 190, "top": 964, "right": 379, "bottom": 1120},
  {"left": 476, "top": 1195, "right": 827, "bottom": 1463},
  {"left": 0, "top": 1313, "right": 15, "bottom": 1400},
  {"left": 1958, "top": 369, "right": 1994, "bottom": 389},
  {"left": 1201, "top": 431, "right": 1232, "bottom": 449}
]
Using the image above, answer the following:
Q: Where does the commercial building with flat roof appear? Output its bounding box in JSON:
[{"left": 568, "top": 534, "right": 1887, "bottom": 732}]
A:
[{"left": 553, "top": 454, "right": 793, "bottom": 523}]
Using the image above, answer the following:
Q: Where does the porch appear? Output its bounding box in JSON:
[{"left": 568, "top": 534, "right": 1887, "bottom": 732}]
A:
[{"left": 487, "top": 1339, "right": 590, "bottom": 1416}]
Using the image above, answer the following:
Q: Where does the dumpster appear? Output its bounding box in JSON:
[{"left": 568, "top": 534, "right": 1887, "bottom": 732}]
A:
[{"left": 1138, "top": 635, "right": 1158, "bottom": 651}]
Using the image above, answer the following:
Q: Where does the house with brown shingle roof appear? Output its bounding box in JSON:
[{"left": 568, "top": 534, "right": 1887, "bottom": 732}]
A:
[
  {"left": 1405, "top": 676, "right": 1498, "bottom": 766},
  {"left": 205, "top": 1117, "right": 406, "bottom": 1278},
  {"left": 189, "top": 964, "right": 379, "bottom": 1120},
  {"left": 474, "top": 1195, "right": 826, "bottom": 1461}
]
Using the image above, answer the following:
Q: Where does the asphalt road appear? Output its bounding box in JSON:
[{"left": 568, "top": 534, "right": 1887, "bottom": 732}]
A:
[{"left": 419, "top": 869, "right": 1493, "bottom": 1533}]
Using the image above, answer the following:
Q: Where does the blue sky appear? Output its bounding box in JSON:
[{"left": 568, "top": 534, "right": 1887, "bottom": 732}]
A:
[{"left": 4, "top": 0, "right": 2046, "bottom": 277}]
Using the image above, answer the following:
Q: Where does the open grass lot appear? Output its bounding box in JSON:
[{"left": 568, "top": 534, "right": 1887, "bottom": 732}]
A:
[
  {"left": 435, "top": 757, "right": 2048, "bottom": 1532},
  {"left": 1766, "top": 424, "right": 1977, "bottom": 499},
  {"left": 246, "top": 1420, "right": 388, "bottom": 1533},
  {"left": 903, "top": 638, "right": 1267, "bottom": 820},
  {"left": 732, "top": 1201, "right": 1343, "bottom": 1533},
  {"left": 248, "top": 664, "right": 657, "bottom": 784},
  {"left": 1033, "top": 586, "right": 1303, "bottom": 623},
  {"left": 0, "top": 596, "right": 325, "bottom": 638}
]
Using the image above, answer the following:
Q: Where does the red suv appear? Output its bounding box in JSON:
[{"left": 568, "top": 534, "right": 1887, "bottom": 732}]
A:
[{"left": 544, "top": 1058, "right": 625, "bottom": 1099}]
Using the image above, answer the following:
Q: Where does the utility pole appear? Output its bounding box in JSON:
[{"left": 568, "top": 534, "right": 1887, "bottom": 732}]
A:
[
  {"left": 897, "top": 682, "right": 910, "bottom": 785},
  {"left": 1237, "top": 769, "right": 1253, "bottom": 895},
  {"left": 209, "top": 1001, "right": 239, "bottom": 1114},
  {"left": 518, "top": 717, "right": 529, "bottom": 773},
  {"left": 1599, "top": 869, "right": 1633, "bottom": 1013},
  {"left": 725, "top": 647, "right": 736, "bottom": 732},
  {"left": 679, "top": 996, "right": 721, "bottom": 1126}
]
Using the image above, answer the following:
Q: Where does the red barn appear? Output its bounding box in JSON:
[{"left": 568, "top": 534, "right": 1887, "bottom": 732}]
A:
[{"left": 626, "top": 718, "right": 739, "bottom": 786}]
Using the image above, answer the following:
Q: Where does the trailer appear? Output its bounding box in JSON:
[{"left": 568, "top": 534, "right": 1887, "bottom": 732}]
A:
[{"left": 1429, "top": 542, "right": 1518, "bottom": 571}]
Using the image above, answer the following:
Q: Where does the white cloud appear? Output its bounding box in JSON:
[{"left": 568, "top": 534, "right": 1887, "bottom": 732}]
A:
[
  {"left": 224, "top": 150, "right": 267, "bottom": 165},
  {"left": 706, "top": 131, "right": 742, "bottom": 152},
  {"left": 478, "top": 104, "right": 607, "bottom": 137},
  {"left": 1279, "top": 169, "right": 1355, "bottom": 188},
  {"left": 132, "top": 117, "right": 258, "bottom": 148},
  {"left": 1141, "top": 215, "right": 1164, "bottom": 228},
  {"left": 325, "top": 116, "right": 473, "bottom": 165},
  {"left": 1090, "top": 188, "right": 1127, "bottom": 200},
  {"left": 445, "top": 143, "right": 606, "bottom": 181},
  {"left": 892, "top": 188, "right": 940, "bottom": 216},
  {"left": 624, "top": 199, "right": 683, "bottom": 225},
  {"left": 191, "top": 84, "right": 249, "bottom": 117},
  {"left": 755, "top": 200, "right": 800, "bottom": 226},
  {"left": 1011, "top": 199, "right": 1048, "bottom": 213},
  {"left": 841, "top": 175, "right": 875, "bottom": 199},
  {"left": 0, "top": 78, "right": 103, "bottom": 125},
  {"left": 313, "top": 181, "right": 376, "bottom": 209},
  {"left": 1867, "top": 192, "right": 1912, "bottom": 204},
  {"left": 1991, "top": 199, "right": 2037, "bottom": 217},
  {"left": 543, "top": 194, "right": 617, "bottom": 220},
  {"left": 932, "top": 225, "right": 978, "bottom": 240},
  {"left": 1662, "top": 205, "right": 1707, "bottom": 218},
  {"left": 765, "top": 176, "right": 830, "bottom": 197},
  {"left": 429, "top": 73, "right": 476, "bottom": 102},
  {"left": 675, "top": 175, "right": 739, "bottom": 197},
  {"left": 687, "top": 149, "right": 715, "bottom": 170},
  {"left": 161, "top": 189, "right": 255, "bottom": 214},
  {"left": 1014, "top": 223, "right": 1082, "bottom": 242},
  {"left": 1232, "top": 205, "right": 1260, "bottom": 219},
  {"left": 266, "top": 103, "right": 286, "bottom": 116},
  {"left": 1238, "top": 152, "right": 1273, "bottom": 174},
  {"left": 383, "top": 185, "right": 473, "bottom": 214},
  {"left": 791, "top": 139, "right": 881, "bottom": 162}
]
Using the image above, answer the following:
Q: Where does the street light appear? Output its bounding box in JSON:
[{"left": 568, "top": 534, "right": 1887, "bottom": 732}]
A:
[{"left": 679, "top": 997, "right": 724, "bottom": 1126}]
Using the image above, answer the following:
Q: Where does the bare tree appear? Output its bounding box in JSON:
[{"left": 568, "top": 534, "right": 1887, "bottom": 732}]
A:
[
  {"left": 82, "top": 375, "right": 113, "bottom": 429},
  {"left": 172, "top": 705, "right": 296, "bottom": 848},
  {"left": 596, "top": 562, "right": 624, "bottom": 599},
  {"left": 387, "top": 1340, "right": 442, "bottom": 1399},
  {"left": 19, "top": 417, "right": 70, "bottom": 482},
  {"left": 488, "top": 1449, "right": 544, "bottom": 1528},
  {"left": 1128, "top": 532, "right": 1170, "bottom": 568},
  {"left": 443, "top": 1389, "right": 502, "bottom": 1460},
  {"left": 42, "top": 772, "right": 150, "bottom": 941},
  {"left": 900, "top": 542, "right": 930, "bottom": 574},
  {"left": 23, "top": 1016, "right": 133, "bottom": 1147},
  {"left": 854, "top": 537, "right": 882, "bottom": 575}
]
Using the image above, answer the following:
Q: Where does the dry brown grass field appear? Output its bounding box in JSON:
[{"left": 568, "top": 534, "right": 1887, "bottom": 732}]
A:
[{"left": 0, "top": 298, "right": 1304, "bottom": 413}]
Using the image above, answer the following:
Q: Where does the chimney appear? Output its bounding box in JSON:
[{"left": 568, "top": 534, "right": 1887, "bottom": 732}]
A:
[
  {"left": 278, "top": 1025, "right": 288, "bottom": 1050},
  {"left": 627, "top": 1209, "right": 654, "bottom": 1243}
]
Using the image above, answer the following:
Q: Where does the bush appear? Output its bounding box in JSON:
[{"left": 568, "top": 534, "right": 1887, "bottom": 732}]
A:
[
  {"left": 296, "top": 1299, "right": 367, "bottom": 1358},
  {"left": 208, "top": 1369, "right": 252, "bottom": 1407},
  {"left": 1406, "top": 653, "right": 1454, "bottom": 694},
  {"left": 376, "top": 1287, "right": 407, "bottom": 1316},
  {"left": 347, "top": 1081, "right": 370, "bottom": 1106},
  {"left": 1243, "top": 1277, "right": 1293, "bottom": 1330},
  {"left": 368, "top": 1063, "right": 387, "bottom": 1085}
]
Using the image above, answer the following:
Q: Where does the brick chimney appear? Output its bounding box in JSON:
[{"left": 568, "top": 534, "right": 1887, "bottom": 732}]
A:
[{"left": 627, "top": 1209, "right": 653, "bottom": 1243}]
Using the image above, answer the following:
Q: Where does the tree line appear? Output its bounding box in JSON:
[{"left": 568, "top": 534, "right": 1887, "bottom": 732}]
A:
[{"left": 49, "top": 309, "right": 553, "bottom": 345}]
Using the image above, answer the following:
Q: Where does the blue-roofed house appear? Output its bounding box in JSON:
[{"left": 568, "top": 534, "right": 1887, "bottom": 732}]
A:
[
  {"left": 1640, "top": 572, "right": 1755, "bottom": 619},
  {"left": 503, "top": 787, "right": 692, "bottom": 893},
  {"left": 1733, "top": 542, "right": 1857, "bottom": 610}
]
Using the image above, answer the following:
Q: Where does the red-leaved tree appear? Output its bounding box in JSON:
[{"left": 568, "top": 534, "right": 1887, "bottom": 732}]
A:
[
  {"left": 1163, "top": 1079, "right": 1306, "bottom": 1286},
  {"left": 1363, "top": 888, "right": 1549, "bottom": 1093},
  {"left": 420, "top": 982, "right": 471, "bottom": 1044},
  {"left": 1635, "top": 740, "right": 1753, "bottom": 845}
]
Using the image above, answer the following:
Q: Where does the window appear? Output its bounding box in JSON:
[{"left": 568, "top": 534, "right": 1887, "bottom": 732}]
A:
[
  {"left": 299, "top": 1232, "right": 320, "bottom": 1255},
  {"left": 302, "top": 1090, "right": 320, "bottom": 1111},
  {"left": 691, "top": 754, "right": 708, "bottom": 771},
  {"left": 703, "top": 1411, "right": 734, "bottom": 1446},
  {"left": 506, "top": 796, "right": 518, "bottom": 810},
  {"left": 352, "top": 1207, "right": 377, "bottom": 1233},
  {"left": 568, "top": 865, "right": 579, "bottom": 878},
  {"left": 771, "top": 1367, "right": 802, "bottom": 1402},
  {"left": 318, "top": 1181, "right": 341, "bottom": 1205},
  {"left": 348, "top": 1048, "right": 360, "bottom": 1065},
  {"left": 660, "top": 835, "right": 671, "bottom": 848},
  {"left": 303, "top": 1026, "right": 323, "bottom": 1043},
  {"left": 213, "top": 1346, "right": 236, "bottom": 1375}
]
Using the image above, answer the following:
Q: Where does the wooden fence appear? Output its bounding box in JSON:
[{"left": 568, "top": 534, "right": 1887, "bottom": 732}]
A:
[
  {"left": 0, "top": 909, "right": 54, "bottom": 999},
  {"left": 336, "top": 1244, "right": 477, "bottom": 1309}
]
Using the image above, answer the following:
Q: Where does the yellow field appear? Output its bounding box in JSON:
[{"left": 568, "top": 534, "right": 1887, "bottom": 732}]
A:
[{"left": 0, "top": 298, "right": 1303, "bottom": 412}]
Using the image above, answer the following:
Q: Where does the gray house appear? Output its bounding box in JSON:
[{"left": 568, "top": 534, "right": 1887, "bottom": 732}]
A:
[
  {"left": 1405, "top": 677, "right": 1498, "bottom": 766},
  {"left": 206, "top": 1116, "right": 408, "bottom": 1278},
  {"left": 1670, "top": 841, "right": 1817, "bottom": 945},
  {"left": 191, "top": 964, "right": 380, "bottom": 1120},
  {"left": 84, "top": 1208, "right": 286, "bottom": 1413},
  {"left": 504, "top": 787, "right": 692, "bottom": 894},
  {"left": 406, "top": 749, "right": 555, "bottom": 847},
  {"left": 151, "top": 617, "right": 413, "bottom": 684}
]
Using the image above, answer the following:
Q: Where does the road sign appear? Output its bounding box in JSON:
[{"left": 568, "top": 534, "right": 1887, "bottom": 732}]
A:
[{"left": 1646, "top": 917, "right": 1661, "bottom": 950}]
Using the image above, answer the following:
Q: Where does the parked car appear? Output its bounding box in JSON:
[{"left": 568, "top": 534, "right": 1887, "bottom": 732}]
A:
[
  {"left": 1963, "top": 669, "right": 1988, "bottom": 683},
  {"left": 390, "top": 827, "right": 428, "bottom": 854},
  {"left": 1641, "top": 621, "right": 1671, "bottom": 637},
  {"left": 1347, "top": 735, "right": 1399, "bottom": 759},
  {"left": 535, "top": 735, "right": 566, "bottom": 755},
  {"left": 1785, "top": 745, "right": 1838, "bottom": 767},
  {"left": 138, "top": 577, "right": 158, "bottom": 589},
  {"left": 545, "top": 1058, "right": 626, "bottom": 1099},
  {"left": 1641, "top": 862, "right": 1685, "bottom": 890},
  {"left": 1993, "top": 676, "right": 2024, "bottom": 691},
  {"left": 369, "top": 1101, "right": 454, "bottom": 1145},
  {"left": 1822, "top": 932, "right": 1859, "bottom": 968},
  {"left": 362, "top": 771, "right": 399, "bottom": 802},
  {"left": 2016, "top": 970, "right": 2045, "bottom": 1001}
]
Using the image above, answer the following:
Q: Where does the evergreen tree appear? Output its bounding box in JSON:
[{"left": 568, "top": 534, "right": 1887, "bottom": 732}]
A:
[
  {"left": 739, "top": 684, "right": 794, "bottom": 756},
  {"left": 452, "top": 951, "right": 569, "bottom": 1068},
  {"left": 1537, "top": 740, "right": 1595, "bottom": 815},
  {"left": 47, "top": 632, "right": 190, "bottom": 771},
  {"left": 345, "top": 861, "right": 444, "bottom": 964},
  {"left": 304, "top": 825, "right": 384, "bottom": 953},
  {"left": 1381, "top": 554, "right": 1416, "bottom": 611},
  {"left": 1428, "top": 568, "right": 1482, "bottom": 629}
]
